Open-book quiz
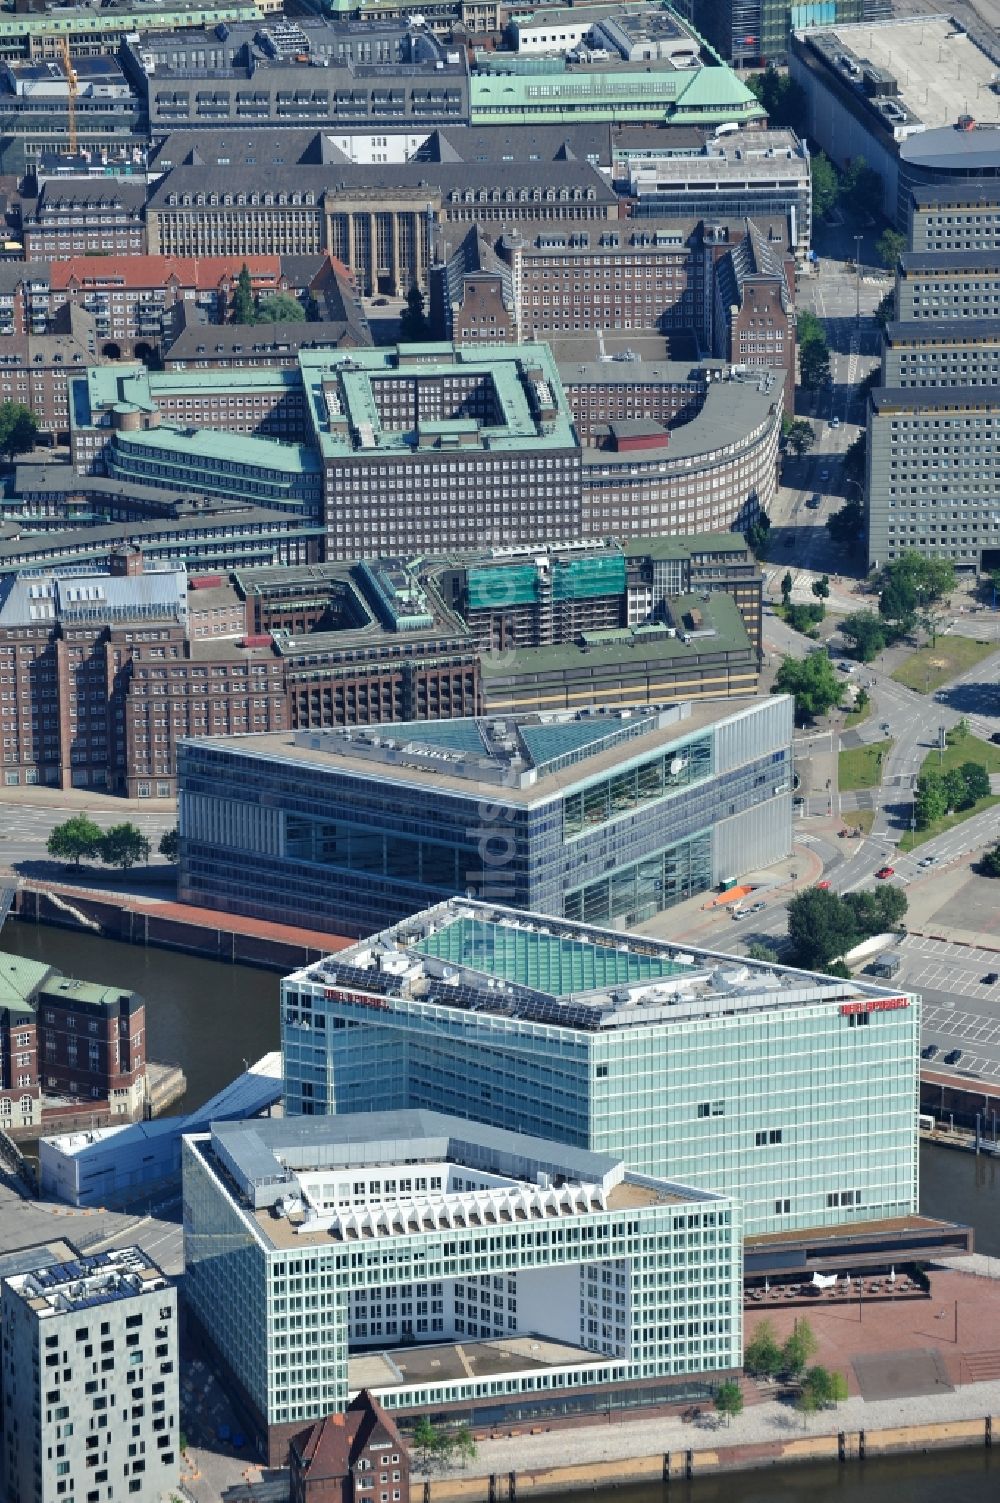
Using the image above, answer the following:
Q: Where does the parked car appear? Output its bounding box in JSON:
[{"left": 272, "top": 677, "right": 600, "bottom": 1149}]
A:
[
  {"left": 983, "top": 973, "right": 999, "bottom": 986},
  {"left": 922, "top": 1043, "right": 939, "bottom": 1060},
  {"left": 816, "top": 880, "right": 831, "bottom": 890},
  {"left": 831, "top": 417, "right": 841, "bottom": 429},
  {"left": 749, "top": 900, "right": 766, "bottom": 913},
  {"left": 991, "top": 732, "right": 1000, "bottom": 745},
  {"left": 731, "top": 909, "right": 747, "bottom": 921},
  {"left": 944, "top": 1048, "right": 963, "bottom": 1065},
  {"left": 875, "top": 865, "right": 895, "bottom": 879}
]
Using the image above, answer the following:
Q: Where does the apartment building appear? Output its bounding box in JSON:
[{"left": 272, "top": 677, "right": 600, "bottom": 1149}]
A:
[
  {"left": 710, "top": 220, "right": 795, "bottom": 413},
  {"left": 0, "top": 952, "right": 146, "bottom": 1131},
  {"left": 896, "top": 250, "right": 1000, "bottom": 321},
  {"left": 0, "top": 305, "right": 102, "bottom": 440},
  {"left": 20, "top": 177, "right": 147, "bottom": 260},
  {"left": 289, "top": 1394, "right": 410, "bottom": 1503},
  {"left": 1, "top": 1246, "right": 178, "bottom": 1503},
  {"left": 46, "top": 255, "right": 288, "bottom": 358}
]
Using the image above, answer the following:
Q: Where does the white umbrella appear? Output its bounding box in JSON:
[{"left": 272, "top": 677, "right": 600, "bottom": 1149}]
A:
[
  {"left": 765, "top": 1277, "right": 770, "bottom": 1294},
  {"left": 842, "top": 1272, "right": 851, "bottom": 1289},
  {"left": 889, "top": 1266, "right": 896, "bottom": 1284}
]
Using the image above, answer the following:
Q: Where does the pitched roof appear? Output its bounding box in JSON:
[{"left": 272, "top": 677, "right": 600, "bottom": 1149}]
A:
[
  {"left": 291, "top": 1392, "right": 406, "bottom": 1484},
  {"left": 49, "top": 255, "right": 283, "bottom": 292}
]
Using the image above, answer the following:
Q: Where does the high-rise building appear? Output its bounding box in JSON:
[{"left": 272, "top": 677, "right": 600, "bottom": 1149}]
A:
[
  {"left": 278, "top": 899, "right": 920, "bottom": 1243},
  {"left": 182, "top": 1110, "right": 740, "bottom": 1461},
  {"left": 1, "top": 1245, "right": 179, "bottom": 1503}
]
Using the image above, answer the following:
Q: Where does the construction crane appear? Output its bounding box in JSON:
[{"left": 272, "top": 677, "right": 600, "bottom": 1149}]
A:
[{"left": 57, "top": 37, "right": 78, "bottom": 158}]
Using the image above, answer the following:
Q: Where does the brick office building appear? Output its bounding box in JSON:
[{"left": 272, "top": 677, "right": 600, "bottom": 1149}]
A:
[{"left": 0, "top": 953, "right": 146, "bottom": 1132}]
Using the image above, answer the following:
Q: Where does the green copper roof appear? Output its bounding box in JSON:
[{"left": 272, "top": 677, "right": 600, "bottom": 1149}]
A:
[
  {"left": 416, "top": 915, "right": 684, "bottom": 996},
  {"left": 0, "top": 954, "right": 55, "bottom": 1018}
]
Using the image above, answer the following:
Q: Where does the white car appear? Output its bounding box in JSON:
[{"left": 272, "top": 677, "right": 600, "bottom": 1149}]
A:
[
  {"left": 831, "top": 417, "right": 841, "bottom": 429},
  {"left": 918, "top": 855, "right": 939, "bottom": 868}
]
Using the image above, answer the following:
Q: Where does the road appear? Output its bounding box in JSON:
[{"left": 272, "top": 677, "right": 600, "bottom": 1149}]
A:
[{"left": 0, "top": 804, "right": 175, "bottom": 871}]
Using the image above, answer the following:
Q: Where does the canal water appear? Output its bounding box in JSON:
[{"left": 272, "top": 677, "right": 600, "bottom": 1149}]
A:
[
  {"left": 6, "top": 920, "right": 1000, "bottom": 1499},
  {"left": 559, "top": 1451, "right": 999, "bottom": 1503},
  {"left": 2, "top": 918, "right": 280, "bottom": 1116}
]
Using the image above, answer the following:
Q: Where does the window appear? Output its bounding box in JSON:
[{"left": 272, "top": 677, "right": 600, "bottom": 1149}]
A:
[{"left": 775, "top": 1198, "right": 790, "bottom": 1214}]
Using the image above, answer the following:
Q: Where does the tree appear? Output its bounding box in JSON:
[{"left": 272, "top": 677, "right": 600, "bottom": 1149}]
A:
[
  {"left": 46, "top": 814, "right": 103, "bottom": 871},
  {"left": 412, "top": 1417, "right": 437, "bottom": 1468},
  {"left": 98, "top": 823, "right": 151, "bottom": 871},
  {"left": 843, "top": 431, "right": 866, "bottom": 486},
  {"left": 841, "top": 610, "right": 887, "bottom": 662},
  {"left": 400, "top": 285, "right": 429, "bottom": 341},
  {"left": 784, "top": 601, "right": 824, "bottom": 635},
  {"left": 796, "top": 310, "right": 826, "bottom": 352},
  {"left": 828, "top": 499, "right": 865, "bottom": 551},
  {"left": 825, "top": 959, "right": 852, "bottom": 979},
  {"left": 746, "top": 67, "right": 807, "bottom": 133},
  {"left": 787, "top": 888, "right": 859, "bottom": 968},
  {"left": 158, "top": 827, "right": 179, "bottom": 861},
  {"left": 842, "top": 156, "right": 883, "bottom": 219},
  {"left": 852, "top": 686, "right": 870, "bottom": 714},
  {"left": 876, "top": 228, "right": 906, "bottom": 269},
  {"left": 811, "top": 574, "right": 830, "bottom": 600},
  {"left": 783, "top": 417, "right": 815, "bottom": 457},
  {"left": 747, "top": 941, "right": 780, "bottom": 963},
  {"left": 800, "top": 340, "right": 832, "bottom": 390},
  {"left": 959, "top": 761, "right": 991, "bottom": 805},
  {"left": 981, "top": 843, "right": 1000, "bottom": 878},
  {"left": 431, "top": 1431, "right": 456, "bottom": 1467},
  {"left": 772, "top": 652, "right": 841, "bottom": 724},
  {"left": 915, "top": 770, "right": 949, "bottom": 828},
  {"left": 744, "top": 1320, "right": 782, "bottom": 1377},
  {"left": 810, "top": 151, "right": 840, "bottom": 224},
  {"left": 0, "top": 401, "right": 38, "bottom": 458},
  {"left": 714, "top": 1380, "right": 744, "bottom": 1427},
  {"left": 255, "top": 292, "right": 306, "bottom": 323},
  {"left": 843, "top": 884, "right": 907, "bottom": 934},
  {"left": 874, "top": 288, "right": 895, "bottom": 333},
  {"left": 745, "top": 512, "right": 771, "bottom": 559},
  {"left": 232, "top": 263, "right": 255, "bottom": 325},
  {"left": 453, "top": 1425, "right": 477, "bottom": 1467},
  {"left": 782, "top": 1319, "right": 819, "bottom": 1380},
  {"left": 780, "top": 569, "right": 793, "bottom": 605}
]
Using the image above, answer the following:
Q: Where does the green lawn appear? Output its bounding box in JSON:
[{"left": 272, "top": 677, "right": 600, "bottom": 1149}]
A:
[
  {"left": 899, "top": 732, "right": 1000, "bottom": 850},
  {"left": 839, "top": 739, "right": 892, "bottom": 791},
  {"left": 843, "top": 809, "right": 875, "bottom": 836},
  {"left": 899, "top": 797, "right": 1000, "bottom": 852},
  {"left": 891, "top": 635, "right": 994, "bottom": 693},
  {"left": 844, "top": 700, "right": 872, "bottom": 729}
]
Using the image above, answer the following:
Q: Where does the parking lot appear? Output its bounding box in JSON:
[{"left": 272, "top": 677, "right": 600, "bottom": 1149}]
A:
[{"left": 899, "top": 936, "right": 1000, "bottom": 1080}]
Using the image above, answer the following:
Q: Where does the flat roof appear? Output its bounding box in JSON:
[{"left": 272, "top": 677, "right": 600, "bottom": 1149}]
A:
[
  {"left": 288, "top": 897, "right": 916, "bottom": 1034},
  {"left": 349, "top": 1335, "right": 605, "bottom": 1393},
  {"left": 802, "top": 16, "right": 1000, "bottom": 134},
  {"left": 182, "top": 695, "right": 776, "bottom": 803},
  {"left": 872, "top": 384, "right": 1000, "bottom": 413},
  {"left": 886, "top": 318, "right": 1000, "bottom": 342},
  {"left": 899, "top": 249, "right": 1000, "bottom": 273},
  {"left": 479, "top": 591, "right": 752, "bottom": 676},
  {"left": 4, "top": 1246, "right": 169, "bottom": 1319},
  {"left": 195, "top": 1109, "right": 717, "bottom": 1251},
  {"left": 299, "top": 343, "right": 577, "bottom": 460},
  {"left": 581, "top": 372, "right": 781, "bottom": 464}
]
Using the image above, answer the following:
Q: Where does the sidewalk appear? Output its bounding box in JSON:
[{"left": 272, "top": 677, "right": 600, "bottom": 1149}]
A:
[{"left": 0, "top": 785, "right": 176, "bottom": 814}]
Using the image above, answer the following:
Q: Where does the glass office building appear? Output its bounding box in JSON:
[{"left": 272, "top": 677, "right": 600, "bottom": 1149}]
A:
[
  {"left": 281, "top": 901, "right": 920, "bottom": 1241},
  {"left": 178, "top": 696, "right": 794, "bottom": 938},
  {"left": 182, "top": 1111, "right": 740, "bottom": 1462}
]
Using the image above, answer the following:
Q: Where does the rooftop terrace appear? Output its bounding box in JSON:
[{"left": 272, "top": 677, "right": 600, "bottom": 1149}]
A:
[{"left": 290, "top": 898, "right": 915, "bottom": 1033}]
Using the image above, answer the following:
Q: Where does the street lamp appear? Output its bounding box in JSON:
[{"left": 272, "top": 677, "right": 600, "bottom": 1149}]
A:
[{"left": 854, "top": 234, "right": 863, "bottom": 325}]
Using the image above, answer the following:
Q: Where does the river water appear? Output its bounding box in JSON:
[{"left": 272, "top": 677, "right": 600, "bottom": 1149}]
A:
[{"left": 5, "top": 920, "right": 1000, "bottom": 1499}]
